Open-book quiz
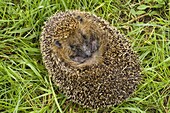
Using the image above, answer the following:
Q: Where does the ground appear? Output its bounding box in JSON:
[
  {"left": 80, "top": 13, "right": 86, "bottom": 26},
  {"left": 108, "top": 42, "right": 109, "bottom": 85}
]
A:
[{"left": 0, "top": 0, "right": 169, "bottom": 113}]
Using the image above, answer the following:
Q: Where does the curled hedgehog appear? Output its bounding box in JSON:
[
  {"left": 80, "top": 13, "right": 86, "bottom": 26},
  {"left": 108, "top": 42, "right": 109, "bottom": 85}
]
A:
[{"left": 40, "top": 10, "right": 141, "bottom": 109}]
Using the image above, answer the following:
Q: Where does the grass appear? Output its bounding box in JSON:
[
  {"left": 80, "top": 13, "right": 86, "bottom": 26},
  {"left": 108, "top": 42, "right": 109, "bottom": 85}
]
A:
[{"left": 0, "top": 0, "right": 169, "bottom": 112}]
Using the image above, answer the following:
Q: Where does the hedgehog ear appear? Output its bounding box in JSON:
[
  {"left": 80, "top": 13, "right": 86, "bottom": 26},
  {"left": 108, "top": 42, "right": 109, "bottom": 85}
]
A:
[{"left": 54, "top": 40, "right": 62, "bottom": 48}]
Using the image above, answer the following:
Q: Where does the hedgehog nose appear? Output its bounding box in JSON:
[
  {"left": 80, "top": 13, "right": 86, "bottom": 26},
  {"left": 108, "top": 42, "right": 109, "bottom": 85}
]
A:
[{"left": 85, "top": 50, "right": 92, "bottom": 57}]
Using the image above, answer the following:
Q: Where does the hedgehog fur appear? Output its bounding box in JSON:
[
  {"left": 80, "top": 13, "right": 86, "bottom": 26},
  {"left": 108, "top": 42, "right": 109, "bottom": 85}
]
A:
[{"left": 40, "top": 10, "right": 141, "bottom": 109}]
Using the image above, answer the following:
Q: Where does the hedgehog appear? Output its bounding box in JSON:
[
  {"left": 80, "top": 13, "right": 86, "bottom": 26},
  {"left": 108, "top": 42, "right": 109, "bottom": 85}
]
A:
[{"left": 40, "top": 10, "right": 141, "bottom": 109}]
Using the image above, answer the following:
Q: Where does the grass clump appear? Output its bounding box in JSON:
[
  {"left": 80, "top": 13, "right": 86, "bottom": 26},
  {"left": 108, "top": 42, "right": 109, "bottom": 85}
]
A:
[{"left": 0, "top": 0, "right": 169, "bottom": 112}]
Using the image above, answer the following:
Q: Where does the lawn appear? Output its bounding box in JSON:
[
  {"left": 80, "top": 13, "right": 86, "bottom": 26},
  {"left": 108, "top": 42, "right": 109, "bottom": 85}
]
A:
[{"left": 0, "top": 0, "right": 169, "bottom": 113}]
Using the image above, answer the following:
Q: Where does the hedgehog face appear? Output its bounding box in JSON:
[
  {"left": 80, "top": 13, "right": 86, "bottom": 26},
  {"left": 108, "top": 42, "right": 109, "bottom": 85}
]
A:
[
  {"left": 69, "top": 33, "right": 99, "bottom": 63},
  {"left": 53, "top": 27, "right": 102, "bottom": 67}
]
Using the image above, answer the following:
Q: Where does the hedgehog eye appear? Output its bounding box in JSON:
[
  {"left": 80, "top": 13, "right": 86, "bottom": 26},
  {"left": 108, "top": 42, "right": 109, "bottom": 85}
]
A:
[
  {"left": 54, "top": 40, "right": 62, "bottom": 48},
  {"left": 70, "top": 44, "right": 75, "bottom": 49},
  {"left": 81, "top": 34, "right": 87, "bottom": 40}
]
